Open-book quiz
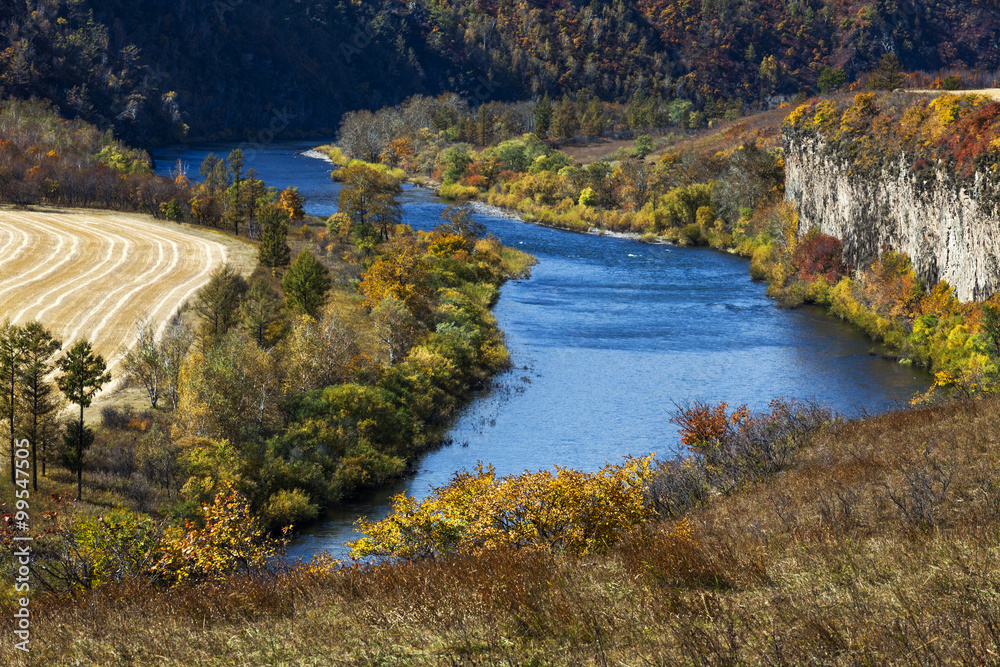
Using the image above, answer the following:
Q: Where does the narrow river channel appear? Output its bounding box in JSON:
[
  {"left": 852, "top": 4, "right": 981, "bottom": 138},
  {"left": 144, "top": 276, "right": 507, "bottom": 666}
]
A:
[{"left": 155, "top": 140, "right": 931, "bottom": 560}]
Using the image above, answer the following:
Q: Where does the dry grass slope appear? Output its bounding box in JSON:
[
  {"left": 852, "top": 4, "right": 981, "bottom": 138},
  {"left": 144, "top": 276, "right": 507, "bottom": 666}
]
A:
[{"left": 4, "top": 396, "right": 999, "bottom": 665}]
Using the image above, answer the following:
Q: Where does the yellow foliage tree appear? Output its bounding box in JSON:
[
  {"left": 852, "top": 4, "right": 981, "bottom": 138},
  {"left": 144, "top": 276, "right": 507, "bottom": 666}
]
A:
[
  {"left": 358, "top": 238, "right": 433, "bottom": 317},
  {"left": 277, "top": 186, "right": 305, "bottom": 220},
  {"left": 428, "top": 232, "right": 471, "bottom": 257},
  {"left": 174, "top": 331, "right": 280, "bottom": 445},
  {"left": 152, "top": 482, "right": 287, "bottom": 584}
]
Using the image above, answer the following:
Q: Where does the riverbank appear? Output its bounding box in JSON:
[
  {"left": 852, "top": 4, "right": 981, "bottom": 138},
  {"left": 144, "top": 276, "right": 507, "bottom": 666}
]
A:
[
  {"left": 313, "top": 101, "right": 1000, "bottom": 397},
  {"left": 0, "top": 195, "right": 540, "bottom": 613}
]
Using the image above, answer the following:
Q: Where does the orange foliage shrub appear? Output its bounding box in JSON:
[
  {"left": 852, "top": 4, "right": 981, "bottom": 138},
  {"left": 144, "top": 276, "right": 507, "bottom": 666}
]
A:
[
  {"left": 859, "top": 251, "right": 924, "bottom": 322},
  {"left": 670, "top": 400, "right": 750, "bottom": 451}
]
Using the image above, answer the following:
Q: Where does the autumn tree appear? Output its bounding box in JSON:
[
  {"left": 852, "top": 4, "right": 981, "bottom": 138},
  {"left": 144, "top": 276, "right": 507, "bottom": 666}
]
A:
[
  {"left": 238, "top": 170, "right": 269, "bottom": 238},
  {"left": 585, "top": 161, "right": 617, "bottom": 208},
  {"left": 338, "top": 109, "right": 398, "bottom": 162},
  {"left": 282, "top": 251, "right": 331, "bottom": 317},
  {"left": 257, "top": 204, "right": 291, "bottom": 268},
  {"left": 861, "top": 252, "right": 925, "bottom": 321},
  {"left": 358, "top": 239, "right": 433, "bottom": 320},
  {"left": 277, "top": 187, "right": 305, "bottom": 221},
  {"left": 381, "top": 137, "right": 415, "bottom": 168},
  {"left": 160, "top": 320, "right": 194, "bottom": 410},
  {"left": 17, "top": 321, "right": 61, "bottom": 490},
  {"left": 351, "top": 457, "right": 653, "bottom": 559},
  {"left": 57, "top": 340, "right": 111, "bottom": 501},
  {"left": 153, "top": 482, "right": 286, "bottom": 584},
  {"left": 175, "top": 330, "right": 280, "bottom": 445},
  {"left": 121, "top": 318, "right": 165, "bottom": 409},
  {"left": 616, "top": 160, "right": 653, "bottom": 211},
  {"left": 438, "top": 203, "right": 486, "bottom": 240},
  {"left": 714, "top": 142, "right": 784, "bottom": 222},
  {"left": 189, "top": 152, "right": 232, "bottom": 227},
  {"left": 121, "top": 317, "right": 191, "bottom": 412},
  {"left": 280, "top": 313, "right": 359, "bottom": 395},
  {"left": 793, "top": 233, "right": 847, "bottom": 282},
  {"left": 372, "top": 296, "right": 421, "bottom": 365},
  {"left": 337, "top": 163, "right": 402, "bottom": 241}
]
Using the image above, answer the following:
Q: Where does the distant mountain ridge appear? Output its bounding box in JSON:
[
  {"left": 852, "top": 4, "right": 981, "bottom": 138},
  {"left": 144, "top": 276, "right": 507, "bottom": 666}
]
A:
[{"left": 2, "top": 0, "right": 998, "bottom": 144}]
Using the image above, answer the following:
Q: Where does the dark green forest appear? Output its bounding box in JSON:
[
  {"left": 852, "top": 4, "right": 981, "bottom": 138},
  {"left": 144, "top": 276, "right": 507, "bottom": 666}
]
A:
[{"left": 2, "top": 0, "right": 998, "bottom": 145}]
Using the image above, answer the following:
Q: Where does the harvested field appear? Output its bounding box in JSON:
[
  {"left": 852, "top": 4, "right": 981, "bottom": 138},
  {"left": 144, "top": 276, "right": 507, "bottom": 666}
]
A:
[
  {"left": 905, "top": 87, "right": 1000, "bottom": 101},
  {"left": 0, "top": 208, "right": 240, "bottom": 382}
]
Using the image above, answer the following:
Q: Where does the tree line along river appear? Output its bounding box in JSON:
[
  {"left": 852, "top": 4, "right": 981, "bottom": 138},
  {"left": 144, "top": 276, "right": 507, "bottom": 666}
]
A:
[{"left": 154, "top": 140, "right": 931, "bottom": 560}]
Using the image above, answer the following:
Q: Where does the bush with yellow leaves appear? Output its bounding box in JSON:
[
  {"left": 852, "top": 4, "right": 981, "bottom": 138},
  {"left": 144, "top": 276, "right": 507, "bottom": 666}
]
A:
[
  {"left": 153, "top": 482, "right": 287, "bottom": 584},
  {"left": 350, "top": 456, "right": 654, "bottom": 559}
]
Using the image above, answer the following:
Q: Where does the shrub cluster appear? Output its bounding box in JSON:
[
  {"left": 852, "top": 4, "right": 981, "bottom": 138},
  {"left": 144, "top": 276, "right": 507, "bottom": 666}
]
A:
[
  {"left": 350, "top": 457, "right": 654, "bottom": 559},
  {"left": 647, "top": 398, "right": 835, "bottom": 518}
]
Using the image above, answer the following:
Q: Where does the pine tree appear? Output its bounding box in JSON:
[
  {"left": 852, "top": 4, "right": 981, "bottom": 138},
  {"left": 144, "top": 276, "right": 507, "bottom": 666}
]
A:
[
  {"left": 57, "top": 340, "right": 111, "bottom": 501},
  {"left": 868, "top": 54, "right": 904, "bottom": 91},
  {"left": 533, "top": 96, "right": 553, "bottom": 140},
  {"left": 18, "top": 321, "right": 61, "bottom": 491},
  {"left": 258, "top": 205, "right": 291, "bottom": 268},
  {"left": 194, "top": 264, "right": 249, "bottom": 348},
  {"left": 240, "top": 277, "right": 283, "bottom": 346},
  {"left": 283, "top": 251, "right": 331, "bottom": 317},
  {"left": 0, "top": 321, "right": 28, "bottom": 486}
]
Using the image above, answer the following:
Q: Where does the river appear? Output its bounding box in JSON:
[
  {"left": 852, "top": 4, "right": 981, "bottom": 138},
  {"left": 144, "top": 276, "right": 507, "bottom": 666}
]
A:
[{"left": 154, "top": 139, "right": 931, "bottom": 560}]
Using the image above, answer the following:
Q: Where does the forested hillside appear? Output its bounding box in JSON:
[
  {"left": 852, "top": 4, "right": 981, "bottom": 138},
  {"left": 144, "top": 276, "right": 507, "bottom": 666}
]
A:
[{"left": 3, "top": 0, "right": 999, "bottom": 144}]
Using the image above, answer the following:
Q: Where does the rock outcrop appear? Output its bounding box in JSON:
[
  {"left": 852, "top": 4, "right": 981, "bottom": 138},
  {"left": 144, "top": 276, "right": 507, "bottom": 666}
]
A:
[{"left": 784, "top": 134, "right": 1000, "bottom": 301}]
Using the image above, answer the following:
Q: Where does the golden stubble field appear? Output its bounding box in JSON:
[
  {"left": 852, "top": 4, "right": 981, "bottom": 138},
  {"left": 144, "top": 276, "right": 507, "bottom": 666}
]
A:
[{"left": 0, "top": 208, "right": 251, "bottom": 386}]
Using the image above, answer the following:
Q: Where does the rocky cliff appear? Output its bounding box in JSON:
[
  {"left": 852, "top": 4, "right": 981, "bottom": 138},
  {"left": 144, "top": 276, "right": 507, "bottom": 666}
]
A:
[{"left": 784, "top": 127, "right": 1000, "bottom": 303}]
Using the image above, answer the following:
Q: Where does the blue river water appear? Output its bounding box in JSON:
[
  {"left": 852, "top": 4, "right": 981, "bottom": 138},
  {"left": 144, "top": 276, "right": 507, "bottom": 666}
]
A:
[{"left": 155, "top": 140, "right": 931, "bottom": 560}]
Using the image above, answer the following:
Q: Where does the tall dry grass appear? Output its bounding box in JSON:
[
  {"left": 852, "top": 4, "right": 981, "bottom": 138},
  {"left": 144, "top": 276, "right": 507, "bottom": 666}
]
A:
[{"left": 3, "top": 397, "right": 1000, "bottom": 665}]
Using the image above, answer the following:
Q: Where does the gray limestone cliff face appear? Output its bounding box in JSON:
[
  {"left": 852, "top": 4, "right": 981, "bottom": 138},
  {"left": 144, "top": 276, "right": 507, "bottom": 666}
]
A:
[{"left": 784, "top": 133, "right": 1000, "bottom": 301}]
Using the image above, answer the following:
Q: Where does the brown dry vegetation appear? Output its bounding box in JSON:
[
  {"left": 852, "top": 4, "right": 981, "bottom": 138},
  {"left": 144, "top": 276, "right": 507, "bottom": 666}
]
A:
[
  {"left": 4, "top": 396, "right": 1000, "bottom": 665},
  {"left": 560, "top": 138, "right": 643, "bottom": 165},
  {"left": 653, "top": 103, "right": 824, "bottom": 158}
]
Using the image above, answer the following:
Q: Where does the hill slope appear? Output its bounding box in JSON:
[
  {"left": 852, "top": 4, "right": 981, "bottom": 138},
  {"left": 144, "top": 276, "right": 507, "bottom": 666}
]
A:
[
  {"left": 3, "top": 0, "right": 999, "bottom": 143},
  {"left": 6, "top": 395, "right": 999, "bottom": 663}
]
